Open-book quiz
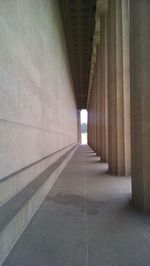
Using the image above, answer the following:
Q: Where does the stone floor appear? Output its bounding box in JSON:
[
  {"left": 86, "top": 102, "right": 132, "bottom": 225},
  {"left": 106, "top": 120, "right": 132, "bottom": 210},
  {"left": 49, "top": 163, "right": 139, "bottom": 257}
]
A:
[{"left": 3, "top": 145, "right": 150, "bottom": 266}]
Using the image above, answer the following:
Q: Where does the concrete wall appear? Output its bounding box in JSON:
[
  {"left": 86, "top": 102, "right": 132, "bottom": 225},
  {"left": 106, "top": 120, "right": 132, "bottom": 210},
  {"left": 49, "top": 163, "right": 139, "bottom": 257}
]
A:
[{"left": 0, "top": 0, "right": 77, "bottom": 179}]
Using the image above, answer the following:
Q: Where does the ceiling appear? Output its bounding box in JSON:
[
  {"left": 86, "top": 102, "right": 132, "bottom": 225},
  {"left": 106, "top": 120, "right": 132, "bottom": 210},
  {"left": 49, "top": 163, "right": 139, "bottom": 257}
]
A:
[{"left": 59, "top": 0, "right": 96, "bottom": 109}]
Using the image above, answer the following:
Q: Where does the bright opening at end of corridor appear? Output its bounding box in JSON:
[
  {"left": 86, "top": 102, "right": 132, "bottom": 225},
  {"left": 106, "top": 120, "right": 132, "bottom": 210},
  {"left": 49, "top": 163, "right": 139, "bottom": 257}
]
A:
[{"left": 80, "top": 109, "right": 87, "bottom": 145}]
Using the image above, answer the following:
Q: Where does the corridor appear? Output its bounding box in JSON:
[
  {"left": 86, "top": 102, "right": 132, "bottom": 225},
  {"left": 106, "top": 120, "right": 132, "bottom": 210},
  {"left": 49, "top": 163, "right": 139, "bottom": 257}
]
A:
[{"left": 3, "top": 145, "right": 150, "bottom": 266}]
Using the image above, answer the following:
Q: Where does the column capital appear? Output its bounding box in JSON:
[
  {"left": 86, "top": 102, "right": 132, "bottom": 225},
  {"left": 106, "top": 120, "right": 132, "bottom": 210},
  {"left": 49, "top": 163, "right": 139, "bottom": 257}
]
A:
[
  {"left": 96, "top": 0, "right": 108, "bottom": 16},
  {"left": 94, "top": 11, "right": 101, "bottom": 45}
]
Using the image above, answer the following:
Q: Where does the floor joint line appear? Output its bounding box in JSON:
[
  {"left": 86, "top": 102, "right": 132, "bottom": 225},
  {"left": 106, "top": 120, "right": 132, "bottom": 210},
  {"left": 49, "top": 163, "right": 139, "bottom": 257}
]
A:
[{"left": 83, "top": 154, "right": 89, "bottom": 266}]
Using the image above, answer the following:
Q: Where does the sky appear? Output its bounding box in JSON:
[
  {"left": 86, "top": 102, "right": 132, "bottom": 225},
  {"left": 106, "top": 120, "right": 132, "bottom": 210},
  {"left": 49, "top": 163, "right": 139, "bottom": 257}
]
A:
[{"left": 81, "top": 109, "right": 87, "bottom": 124}]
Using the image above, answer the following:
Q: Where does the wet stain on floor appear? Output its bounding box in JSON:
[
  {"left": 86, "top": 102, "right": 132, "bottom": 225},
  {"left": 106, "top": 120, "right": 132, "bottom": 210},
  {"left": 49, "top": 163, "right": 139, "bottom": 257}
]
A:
[{"left": 47, "top": 193, "right": 106, "bottom": 215}]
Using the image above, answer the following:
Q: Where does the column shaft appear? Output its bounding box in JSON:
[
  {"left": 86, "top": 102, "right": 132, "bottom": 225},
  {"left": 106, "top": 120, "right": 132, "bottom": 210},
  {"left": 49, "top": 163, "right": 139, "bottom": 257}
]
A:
[
  {"left": 130, "top": 0, "right": 150, "bottom": 211},
  {"left": 122, "top": 0, "right": 131, "bottom": 175},
  {"left": 96, "top": 45, "right": 101, "bottom": 156},
  {"left": 88, "top": 102, "right": 92, "bottom": 147},
  {"left": 108, "top": 0, "right": 130, "bottom": 175},
  {"left": 89, "top": 79, "right": 95, "bottom": 151},
  {"left": 108, "top": 0, "right": 123, "bottom": 174},
  {"left": 100, "top": 13, "right": 108, "bottom": 162},
  {"left": 92, "top": 72, "right": 97, "bottom": 152}
]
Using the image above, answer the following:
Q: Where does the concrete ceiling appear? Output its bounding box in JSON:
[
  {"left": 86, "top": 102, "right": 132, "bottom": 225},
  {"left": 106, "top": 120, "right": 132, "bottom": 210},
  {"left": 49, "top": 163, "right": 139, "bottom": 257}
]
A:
[{"left": 59, "top": 0, "right": 96, "bottom": 109}]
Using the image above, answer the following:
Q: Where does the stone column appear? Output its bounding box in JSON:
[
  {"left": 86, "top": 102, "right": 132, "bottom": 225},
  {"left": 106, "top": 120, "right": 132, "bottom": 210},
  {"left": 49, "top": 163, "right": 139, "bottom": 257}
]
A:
[
  {"left": 87, "top": 77, "right": 93, "bottom": 148},
  {"left": 130, "top": 0, "right": 150, "bottom": 212},
  {"left": 88, "top": 107, "right": 91, "bottom": 147},
  {"left": 94, "top": 64, "right": 97, "bottom": 154},
  {"left": 100, "top": 13, "right": 108, "bottom": 162},
  {"left": 108, "top": 0, "right": 130, "bottom": 175},
  {"left": 108, "top": 0, "right": 123, "bottom": 174},
  {"left": 89, "top": 79, "right": 94, "bottom": 151},
  {"left": 94, "top": 0, "right": 108, "bottom": 159},
  {"left": 91, "top": 51, "right": 97, "bottom": 153},
  {"left": 95, "top": 45, "right": 101, "bottom": 156},
  {"left": 92, "top": 72, "right": 97, "bottom": 152},
  {"left": 94, "top": 11, "right": 101, "bottom": 157},
  {"left": 122, "top": 0, "right": 131, "bottom": 175},
  {"left": 88, "top": 101, "right": 91, "bottom": 147},
  {"left": 77, "top": 110, "right": 81, "bottom": 144}
]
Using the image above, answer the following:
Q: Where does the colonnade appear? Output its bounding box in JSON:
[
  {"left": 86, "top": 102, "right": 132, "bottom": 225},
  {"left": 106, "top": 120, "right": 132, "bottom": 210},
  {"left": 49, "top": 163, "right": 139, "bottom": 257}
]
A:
[{"left": 87, "top": 0, "right": 150, "bottom": 212}]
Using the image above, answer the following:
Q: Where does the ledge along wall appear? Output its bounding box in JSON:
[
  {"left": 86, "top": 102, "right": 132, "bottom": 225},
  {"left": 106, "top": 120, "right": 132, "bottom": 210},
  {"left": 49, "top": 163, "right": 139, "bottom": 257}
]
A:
[{"left": 0, "top": 0, "right": 77, "bottom": 181}]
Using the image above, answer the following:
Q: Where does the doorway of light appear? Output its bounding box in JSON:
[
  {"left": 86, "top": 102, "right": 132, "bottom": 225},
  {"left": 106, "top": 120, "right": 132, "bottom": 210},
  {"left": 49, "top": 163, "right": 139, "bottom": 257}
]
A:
[{"left": 80, "top": 109, "right": 87, "bottom": 144}]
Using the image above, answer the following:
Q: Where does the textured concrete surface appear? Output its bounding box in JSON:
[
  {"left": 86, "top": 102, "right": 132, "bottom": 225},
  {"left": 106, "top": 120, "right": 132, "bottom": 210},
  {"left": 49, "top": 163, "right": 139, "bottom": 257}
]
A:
[
  {"left": 3, "top": 145, "right": 150, "bottom": 266},
  {"left": 0, "top": 0, "right": 77, "bottom": 179}
]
